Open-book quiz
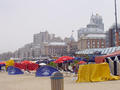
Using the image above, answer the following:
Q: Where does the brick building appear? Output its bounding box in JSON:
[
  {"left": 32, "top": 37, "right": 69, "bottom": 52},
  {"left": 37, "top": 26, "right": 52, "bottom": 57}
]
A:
[{"left": 78, "top": 34, "right": 106, "bottom": 50}]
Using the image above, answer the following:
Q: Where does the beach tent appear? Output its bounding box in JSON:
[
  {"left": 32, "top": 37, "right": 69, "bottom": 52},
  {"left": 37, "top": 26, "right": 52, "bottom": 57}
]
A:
[
  {"left": 7, "top": 66, "right": 24, "bottom": 75},
  {"left": 106, "top": 56, "right": 120, "bottom": 76},
  {"left": 36, "top": 66, "right": 58, "bottom": 77},
  {"left": 76, "top": 63, "right": 120, "bottom": 83},
  {"left": 0, "top": 62, "right": 5, "bottom": 70},
  {"left": 95, "top": 50, "right": 120, "bottom": 63}
]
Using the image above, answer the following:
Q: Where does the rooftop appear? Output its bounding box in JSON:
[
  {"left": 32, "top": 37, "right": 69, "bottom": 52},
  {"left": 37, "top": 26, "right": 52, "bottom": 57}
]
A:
[
  {"left": 48, "top": 42, "right": 66, "bottom": 46},
  {"left": 86, "top": 34, "right": 106, "bottom": 38}
]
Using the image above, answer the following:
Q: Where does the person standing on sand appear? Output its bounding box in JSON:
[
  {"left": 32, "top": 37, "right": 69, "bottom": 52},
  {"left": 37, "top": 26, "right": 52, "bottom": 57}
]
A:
[{"left": 25, "top": 64, "right": 30, "bottom": 73}]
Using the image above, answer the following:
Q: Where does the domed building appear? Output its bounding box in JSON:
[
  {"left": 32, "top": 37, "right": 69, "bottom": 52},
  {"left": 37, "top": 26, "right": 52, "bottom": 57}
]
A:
[
  {"left": 78, "top": 14, "right": 105, "bottom": 40},
  {"left": 77, "top": 14, "right": 106, "bottom": 50},
  {"left": 87, "top": 14, "right": 104, "bottom": 30}
]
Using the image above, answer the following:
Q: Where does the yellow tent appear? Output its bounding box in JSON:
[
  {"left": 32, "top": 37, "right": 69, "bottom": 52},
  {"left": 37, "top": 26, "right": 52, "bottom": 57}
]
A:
[{"left": 76, "top": 63, "right": 120, "bottom": 83}]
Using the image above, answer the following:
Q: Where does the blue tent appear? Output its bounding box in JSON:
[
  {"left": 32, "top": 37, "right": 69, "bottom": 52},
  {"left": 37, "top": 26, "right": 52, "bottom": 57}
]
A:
[
  {"left": 0, "top": 64, "right": 5, "bottom": 70},
  {"left": 36, "top": 66, "right": 58, "bottom": 77},
  {"left": 7, "top": 66, "right": 24, "bottom": 75},
  {"left": 0, "top": 64, "right": 5, "bottom": 67}
]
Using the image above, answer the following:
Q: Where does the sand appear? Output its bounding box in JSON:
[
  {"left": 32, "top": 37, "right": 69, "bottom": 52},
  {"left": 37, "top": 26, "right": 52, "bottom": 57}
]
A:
[{"left": 0, "top": 72, "right": 120, "bottom": 90}]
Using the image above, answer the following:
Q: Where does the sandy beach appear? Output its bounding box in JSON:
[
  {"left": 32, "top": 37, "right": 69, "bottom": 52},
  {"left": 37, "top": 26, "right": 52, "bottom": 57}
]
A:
[{"left": 0, "top": 72, "right": 120, "bottom": 90}]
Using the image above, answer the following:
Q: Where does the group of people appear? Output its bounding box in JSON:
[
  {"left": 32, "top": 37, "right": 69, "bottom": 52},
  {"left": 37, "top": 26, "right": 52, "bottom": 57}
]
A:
[{"left": 57, "top": 63, "right": 79, "bottom": 75}]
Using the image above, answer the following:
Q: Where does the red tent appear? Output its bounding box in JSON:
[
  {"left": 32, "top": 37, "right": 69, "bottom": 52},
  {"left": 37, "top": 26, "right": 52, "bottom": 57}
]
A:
[{"left": 95, "top": 50, "right": 120, "bottom": 63}]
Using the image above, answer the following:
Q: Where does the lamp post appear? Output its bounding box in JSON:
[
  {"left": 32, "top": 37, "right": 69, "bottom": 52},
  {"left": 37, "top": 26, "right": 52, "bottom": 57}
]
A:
[{"left": 114, "top": 0, "right": 119, "bottom": 46}]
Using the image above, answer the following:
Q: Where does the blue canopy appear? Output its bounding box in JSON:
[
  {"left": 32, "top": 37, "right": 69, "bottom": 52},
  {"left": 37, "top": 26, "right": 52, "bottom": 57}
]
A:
[
  {"left": 36, "top": 66, "right": 58, "bottom": 77},
  {"left": 7, "top": 66, "right": 24, "bottom": 75}
]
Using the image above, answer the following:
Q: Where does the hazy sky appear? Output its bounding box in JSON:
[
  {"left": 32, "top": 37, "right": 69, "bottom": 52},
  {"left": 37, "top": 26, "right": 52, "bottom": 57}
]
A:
[{"left": 0, "top": 0, "right": 120, "bottom": 53}]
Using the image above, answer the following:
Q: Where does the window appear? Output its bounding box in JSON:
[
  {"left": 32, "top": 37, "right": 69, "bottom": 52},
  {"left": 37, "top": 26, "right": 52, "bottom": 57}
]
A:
[
  {"left": 101, "top": 41, "right": 104, "bottom": 45},
  {"left": 88, "top": 45, "right": 90, "bottom": 48},
  {"left": 88, "top": 40, "right": 90, "bottom": 44},
  {"left": 92, "top": 45, "right": 95, "bottom": 48},
  {"left": 97, "top": 45, "right": 99, "bottom": 48},
  {"left": 97, "top": 41, "right": 99, "bottom": 45},
  {"left": 101, "top": 45, "right": 104, "bottom": 48},
  {"left": 92, "top": 41, "right": 95, "bottom": 44}
]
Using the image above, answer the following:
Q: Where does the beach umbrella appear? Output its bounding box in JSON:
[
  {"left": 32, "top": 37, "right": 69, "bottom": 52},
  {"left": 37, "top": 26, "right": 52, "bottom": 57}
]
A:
[
  {"left": 0, "top": 62, "right": 5, "bottom": 65},
  {"left": 77, "top": 61, "right": 87, "bottom": 64},
  {"left": 39, "top": 63, "right": 46, "bottom": 66},
  {"left": 74, "top": 57, "right": 82, "bottom": 61},
  {"left": 21, "top": 60, "right": 32, "bottom": 64},
  {"left": 54, "top": 56, "right": 74, "bottom": 63}
]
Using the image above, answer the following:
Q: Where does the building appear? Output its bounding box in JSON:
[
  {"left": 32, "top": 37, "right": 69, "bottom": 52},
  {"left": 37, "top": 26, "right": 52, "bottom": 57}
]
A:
[
  {"left": 33, "top": 31, "right": 64, "bottom": 56},
  {"left": 106, "top": 24, "right": 120, "bottom": 47},
  {"left": 11, "top": 31, "right": 65, "bottom": 60},
  {"left": 33, "top": 31, "right": 50, "bottom": 44},
  {"left": 67, "top": 41, "right": 78, "bottom": 56},
  {"left": 77, "top": 14, "right": 106, "bottom": 50},
  {"left": 44, "top": 42, "right": 67, "bottom": 57},
  {"left": 0, "top": 30, "right": 77, "bottom": 60},
  {"left": 78, "top": 14, "right": 105, "bottom": 40},
  {"left": 64, "top": 35, "right": 78, "bottom": 56},
  {"left": 78, "top": 34, "right": 106, "bottom": 50},
  {"left": 33, "top": 31, "right": 63, "bottom": 44}
]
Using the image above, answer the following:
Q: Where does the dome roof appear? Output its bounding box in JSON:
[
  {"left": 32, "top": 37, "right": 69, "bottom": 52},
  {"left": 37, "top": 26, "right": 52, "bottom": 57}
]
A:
[
  {"left": 91, "top": 14, "right": 102, "bottom": 20},
  {"left": 90, "top": 14, "right": 103, "bottom": 24}
]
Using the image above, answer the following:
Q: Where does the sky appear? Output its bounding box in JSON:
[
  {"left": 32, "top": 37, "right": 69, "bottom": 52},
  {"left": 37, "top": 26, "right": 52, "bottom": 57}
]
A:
[{"left": 0, "top": 0, "right": 120, "bottom": 54}]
